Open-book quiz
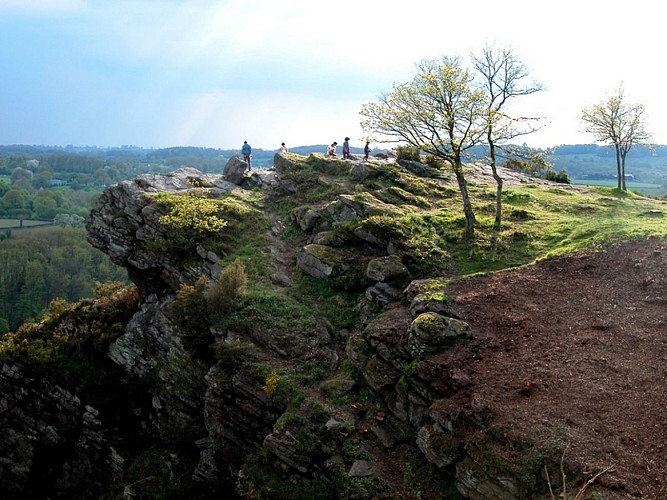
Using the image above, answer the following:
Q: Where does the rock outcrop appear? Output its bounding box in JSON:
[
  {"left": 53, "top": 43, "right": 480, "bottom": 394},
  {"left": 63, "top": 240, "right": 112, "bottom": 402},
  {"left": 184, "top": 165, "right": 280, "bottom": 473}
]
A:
[{"left": 1, "top": 156, "right": 572, "bottom": 499}]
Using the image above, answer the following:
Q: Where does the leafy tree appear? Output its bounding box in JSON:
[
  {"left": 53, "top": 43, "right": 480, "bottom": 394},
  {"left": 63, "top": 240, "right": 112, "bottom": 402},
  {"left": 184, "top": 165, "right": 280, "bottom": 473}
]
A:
[
  {"left": 472, "top": 45, "right": 545, "bottom": 227},
  {"left": 10, "top": 167, "right": 32, "bottom": 184},
  {"left": 33, "top": 165, "right": 54, "bottom": 189},
  {"left": 34, "top": 190, "right": 62, "bottom": 219},
  {"left": 15, "top": 259, "right": 47, "bottom": 323},
  {"left": 581, "top": 85, "right": 651, "bottom": 190},
  {"left": 2, "top": 188, "right": 27, "bottom": 212},
  {"left": 12, "top": 177, "right": 33, "bottom": 193},
  {"left": 361, "top": 56, "right": 486, "bottom": 238},
  {"left": 34, "top": 196, "right": 58, "bottom": 219}
]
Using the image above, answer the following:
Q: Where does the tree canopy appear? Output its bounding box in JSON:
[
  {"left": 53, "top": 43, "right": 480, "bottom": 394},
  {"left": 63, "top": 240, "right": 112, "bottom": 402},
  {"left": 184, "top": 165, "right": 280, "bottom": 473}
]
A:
[
  {"left": 361, "top": 56, "right": 487, "bottom": 237},
  {"left": 581, "top": 86, "right": 651, "bottom": 190},
  {"left": 360, "top": 50, "right": 544, "bottom": 237},
  {"left": 472, "top": 44, "right": 545, "bottom": 227}
]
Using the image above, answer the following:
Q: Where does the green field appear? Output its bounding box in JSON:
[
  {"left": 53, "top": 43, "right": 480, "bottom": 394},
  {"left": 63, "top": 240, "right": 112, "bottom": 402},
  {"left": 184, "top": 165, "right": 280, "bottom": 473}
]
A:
[
  {"left": 573, "top": 178, "right": 664, "bottom": 196},
  {"left": 0, "top": 219, "right": 53, "bottom": 229}
]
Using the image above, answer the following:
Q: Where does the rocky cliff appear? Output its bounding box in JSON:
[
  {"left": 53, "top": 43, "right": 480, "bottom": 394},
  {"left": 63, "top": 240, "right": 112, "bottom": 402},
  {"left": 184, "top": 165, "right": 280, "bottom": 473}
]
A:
[{"left": 0, "top": 153, "right": 613, "bottom": 499}]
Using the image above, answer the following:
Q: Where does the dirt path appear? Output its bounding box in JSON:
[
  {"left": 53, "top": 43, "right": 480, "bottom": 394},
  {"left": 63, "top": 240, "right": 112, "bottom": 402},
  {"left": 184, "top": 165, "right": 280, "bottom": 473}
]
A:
[{"left": 438, "top": 237, "right": 667, "bottom": 498}]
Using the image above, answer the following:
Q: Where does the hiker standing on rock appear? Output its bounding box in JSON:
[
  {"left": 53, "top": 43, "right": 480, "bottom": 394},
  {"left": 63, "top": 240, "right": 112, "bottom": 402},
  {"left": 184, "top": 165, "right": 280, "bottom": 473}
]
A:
[
  {"left": 364, "top": 140, "right": 371, "bottom": 161},
  {"left": 242, "top": 141, "right": 252, "bottom": 169}
]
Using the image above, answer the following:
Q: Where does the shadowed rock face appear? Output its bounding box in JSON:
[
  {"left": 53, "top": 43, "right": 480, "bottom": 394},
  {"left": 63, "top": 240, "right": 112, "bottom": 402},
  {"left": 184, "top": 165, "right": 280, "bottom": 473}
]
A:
[{"left": 0, "top": 362, "right": 122, "bottom": 499}]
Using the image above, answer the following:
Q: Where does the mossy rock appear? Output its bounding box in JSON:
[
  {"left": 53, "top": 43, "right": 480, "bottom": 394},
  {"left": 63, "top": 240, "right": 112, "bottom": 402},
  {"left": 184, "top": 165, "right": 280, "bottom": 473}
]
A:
[
  {"left": 408, "top": 312, "right": 469, "bottom": 359},
  {"left": 296, "top": 244, "right": 370, "bottom": 291},
  {"left": 362, "top": 356, "right": 400, "bottom": 394},
  {"left": 365, "top": 255, "right": 410, "bottom": 283}
]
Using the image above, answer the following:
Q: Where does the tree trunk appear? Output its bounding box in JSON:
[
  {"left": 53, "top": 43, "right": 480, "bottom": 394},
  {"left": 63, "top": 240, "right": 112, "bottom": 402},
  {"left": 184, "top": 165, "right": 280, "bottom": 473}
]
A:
[
  {"left": 453, "top": 159, "right": 476, "bottom": 238},
  {"left": 615, "top": 146, "right": 623, "bottom": 190},
  {"left": 494, "top": 175, "right": 503, "bottom": 227},
  {"left": 620, "top": 151, "right": 627, "bottom": 191},
  {"left": 488, "top": 140, "right": 503, "bottom": 228}
]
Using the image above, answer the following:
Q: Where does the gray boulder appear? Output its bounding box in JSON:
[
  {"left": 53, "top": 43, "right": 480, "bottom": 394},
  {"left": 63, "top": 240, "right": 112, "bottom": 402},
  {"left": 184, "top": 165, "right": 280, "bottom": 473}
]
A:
[
  {"left": 366, "top": 255, "right": 409, "bottom": 283},
  {"left": 223, "top": 155, "right": 249, "bottom": 184}
]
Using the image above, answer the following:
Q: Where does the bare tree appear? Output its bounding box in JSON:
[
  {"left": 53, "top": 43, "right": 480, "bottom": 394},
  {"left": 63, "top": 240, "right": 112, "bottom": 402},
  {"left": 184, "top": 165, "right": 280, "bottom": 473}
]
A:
[
  {"left": 472, "top": 45, "right": 545, "bottom": 228},
  {"left": 581, "top": 86, "right": 651, "bottom": 190},
  {"left": 360, "top": 56, "right": 486, "bottom": 238}
]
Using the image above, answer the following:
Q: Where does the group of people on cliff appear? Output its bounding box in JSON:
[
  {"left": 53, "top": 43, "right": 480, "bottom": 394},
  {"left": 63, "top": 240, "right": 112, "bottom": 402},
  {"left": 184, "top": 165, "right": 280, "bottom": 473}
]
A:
[
  {"left": 239, "top": 137, "right": 371, "bottom": 170},
  {"left": 327, "top": 137, "right": 371, "bottom": 161}
]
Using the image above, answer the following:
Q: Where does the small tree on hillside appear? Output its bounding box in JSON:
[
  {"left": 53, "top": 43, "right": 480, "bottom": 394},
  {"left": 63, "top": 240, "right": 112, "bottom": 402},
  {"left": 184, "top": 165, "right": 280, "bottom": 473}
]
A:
[
  {"left": 581, "top": 86, "right": 651, "bottom": 190},
  {"left": 360, "top": 56, "right": 486, "bottom": 238},
  {"left": 472, "top": 45, "right": 545, "bottom": 227}
]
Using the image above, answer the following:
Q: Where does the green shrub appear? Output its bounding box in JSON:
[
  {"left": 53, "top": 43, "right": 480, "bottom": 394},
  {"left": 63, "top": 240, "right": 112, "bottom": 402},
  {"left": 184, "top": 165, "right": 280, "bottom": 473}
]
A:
[
  {"left": 167, "top": 260, "right": 248, "bottom": 356},
  {"left": 206, "top": 258, "right": 247, "bottom": 320},
  {"left": 212, "top": 339, "right": 254, "bottom": 365},
  {"left": 332, "top": 468, "right": 389, "bottom": 499},
  {"left": 396, "top": 145, "right": 421, "bottom": 162},
  {"left": 166, "top": 278, "right": 212, "bottom": 354},
  {"left": 239, "top": 450, "right": 331, "bottom": 499},
  {"left": 271, "top": 374, "right": 306, "bottom": 408},
  {"left": 424, "top": 154, "right": 446, "bottom": 169},
  {"left": 545, "top": 169, "right": 571, "bottom": 184}
]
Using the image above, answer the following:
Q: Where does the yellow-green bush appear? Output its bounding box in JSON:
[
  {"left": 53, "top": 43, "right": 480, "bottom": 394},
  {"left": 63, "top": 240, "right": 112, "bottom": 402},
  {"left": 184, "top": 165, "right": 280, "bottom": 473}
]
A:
[
  {"left": 157, "top": 192, "right": 228, "bottom": 233},
  {"left": 263, "top": 371, "right": 280, "bottom": 398}
]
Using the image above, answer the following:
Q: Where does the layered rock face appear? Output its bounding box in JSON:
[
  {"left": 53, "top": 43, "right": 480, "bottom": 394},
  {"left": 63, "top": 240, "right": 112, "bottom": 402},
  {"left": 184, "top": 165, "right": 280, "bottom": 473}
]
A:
[{"left": 0, "top": 156, "right": 550, "bottom": 499}]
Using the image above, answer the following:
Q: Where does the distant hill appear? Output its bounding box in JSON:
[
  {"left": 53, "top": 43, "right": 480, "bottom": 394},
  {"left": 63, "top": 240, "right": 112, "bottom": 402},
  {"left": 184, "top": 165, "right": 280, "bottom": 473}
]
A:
[{"left": 2, "top": 143, "right": 666, "bottom": 194}]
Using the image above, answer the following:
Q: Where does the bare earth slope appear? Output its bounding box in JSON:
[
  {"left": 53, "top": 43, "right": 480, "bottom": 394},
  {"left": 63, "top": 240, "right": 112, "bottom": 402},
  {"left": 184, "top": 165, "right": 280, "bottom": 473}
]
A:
[{"left": 439, "top": 236, "right": 667, "bottom": 498}]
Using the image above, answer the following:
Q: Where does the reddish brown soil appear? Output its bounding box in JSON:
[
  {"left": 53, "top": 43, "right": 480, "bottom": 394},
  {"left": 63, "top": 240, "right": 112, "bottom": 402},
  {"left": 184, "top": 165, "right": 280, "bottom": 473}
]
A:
[{"left": 437, "top": 236, "right": 667, "bottom": 498}]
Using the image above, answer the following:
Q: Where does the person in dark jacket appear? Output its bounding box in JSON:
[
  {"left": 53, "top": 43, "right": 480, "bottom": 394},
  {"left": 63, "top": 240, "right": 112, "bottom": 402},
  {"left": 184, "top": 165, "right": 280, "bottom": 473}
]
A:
[{"left": 241, "top": 141, "right": 252, "bottom": 169}]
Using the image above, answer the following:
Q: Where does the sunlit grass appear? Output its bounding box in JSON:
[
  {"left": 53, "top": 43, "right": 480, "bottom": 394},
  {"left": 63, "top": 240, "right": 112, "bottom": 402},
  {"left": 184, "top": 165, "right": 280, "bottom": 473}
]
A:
[{"left": 471, "top": 184, "right": 667, "bottom": 269}]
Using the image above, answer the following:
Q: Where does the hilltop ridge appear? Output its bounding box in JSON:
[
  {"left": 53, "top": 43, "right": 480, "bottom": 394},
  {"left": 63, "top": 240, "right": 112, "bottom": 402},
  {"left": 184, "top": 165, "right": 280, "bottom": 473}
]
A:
[{"left": 1, "top": 151, "right": 666, "bottom": 498}]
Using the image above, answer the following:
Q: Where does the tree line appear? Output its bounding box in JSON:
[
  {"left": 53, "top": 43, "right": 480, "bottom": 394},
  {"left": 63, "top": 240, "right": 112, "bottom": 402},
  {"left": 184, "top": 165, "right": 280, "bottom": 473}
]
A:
[{"left": 0, "top": 227, "right": 128, "bottom": 333}]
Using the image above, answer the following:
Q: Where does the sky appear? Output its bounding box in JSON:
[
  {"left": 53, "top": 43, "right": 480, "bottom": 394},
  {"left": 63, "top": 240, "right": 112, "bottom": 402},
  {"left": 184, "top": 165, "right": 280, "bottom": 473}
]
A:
[{"left": 0, "top": 0, "right": 664, "bottom": 151}]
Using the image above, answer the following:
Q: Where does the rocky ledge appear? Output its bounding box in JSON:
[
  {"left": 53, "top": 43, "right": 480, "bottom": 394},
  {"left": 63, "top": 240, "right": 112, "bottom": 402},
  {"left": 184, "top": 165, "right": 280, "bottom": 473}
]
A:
[{"left": 1, "top": 153, "right": 583, "bottom": 499}]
